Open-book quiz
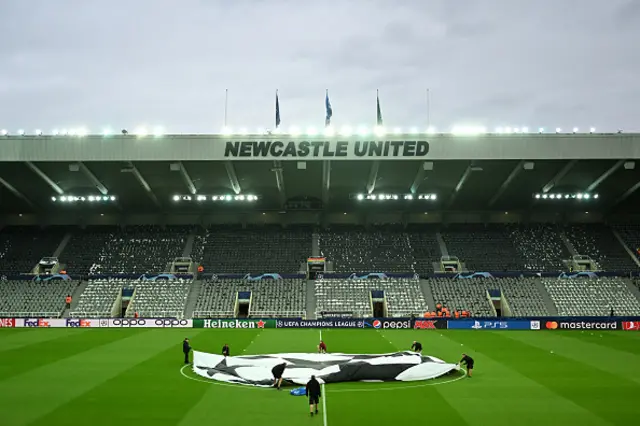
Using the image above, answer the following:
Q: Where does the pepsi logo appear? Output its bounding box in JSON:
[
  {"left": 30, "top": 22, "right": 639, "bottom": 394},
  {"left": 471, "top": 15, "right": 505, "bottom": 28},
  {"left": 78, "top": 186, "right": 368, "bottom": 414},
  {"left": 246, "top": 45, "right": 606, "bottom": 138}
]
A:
[{"left": 372, "top": 320, "right": 382, "bottom": 329}]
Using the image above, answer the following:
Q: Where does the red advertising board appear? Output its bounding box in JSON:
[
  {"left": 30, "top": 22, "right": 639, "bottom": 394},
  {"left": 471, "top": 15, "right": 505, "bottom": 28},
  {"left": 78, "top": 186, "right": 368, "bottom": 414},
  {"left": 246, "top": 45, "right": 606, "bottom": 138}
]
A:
[
  {"left": 0, "top": 318, "right": 16, "bottom": 327},
  {"left": 622, "top": 321, "right": 640, "bottom": 331}
]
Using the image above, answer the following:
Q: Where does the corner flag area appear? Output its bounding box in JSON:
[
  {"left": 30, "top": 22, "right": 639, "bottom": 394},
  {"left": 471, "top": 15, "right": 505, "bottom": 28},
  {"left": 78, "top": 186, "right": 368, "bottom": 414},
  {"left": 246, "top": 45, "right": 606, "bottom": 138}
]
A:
[{"left": 1, "top": 328, "right": 639, "bottom": 426}]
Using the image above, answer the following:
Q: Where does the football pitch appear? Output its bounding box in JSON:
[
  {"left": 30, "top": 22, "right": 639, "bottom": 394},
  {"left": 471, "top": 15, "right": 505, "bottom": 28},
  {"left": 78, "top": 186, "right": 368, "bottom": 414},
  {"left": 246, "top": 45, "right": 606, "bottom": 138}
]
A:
[{"left": 1, "top": 328, "right": 639, "bottom": 426}]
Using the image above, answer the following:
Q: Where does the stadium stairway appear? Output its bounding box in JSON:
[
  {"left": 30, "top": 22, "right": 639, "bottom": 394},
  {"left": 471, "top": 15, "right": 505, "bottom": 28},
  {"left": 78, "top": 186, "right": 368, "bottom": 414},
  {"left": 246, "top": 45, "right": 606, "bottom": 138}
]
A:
[
  {"left": 534, "top": 278, "right": 559, "bottom": 316},
  {"left": 612, "top": 229, "right": 640, "bottom": 268},
  {"left": 63, "top": 280, "right": 89, "bottom": 318},
  {"left": 182, "top": 231, "right": 195, "bottom": 257},
  {"left": 305, "top": 280, "right": 317, "bottom": 319},
  {"left": 559, "top": 232, "right": 579, "bottom": 257},
  {"left": 419, "top": 279, "right": 436, "bottom": 313},
  {"left": 435, "top": 232, "right": 449, "bottom": 257},
  {"left": 624, "top": 278, "right": 640, "bottom": 305},
  {"left": 183, "top": 280, "right": 203, "bottom": 318},
  {"left": 53, "top": 232, "right": 72, "bottom": 258},
  {"left": 311, "top": 232, "right": 320, "bottom": 257}
]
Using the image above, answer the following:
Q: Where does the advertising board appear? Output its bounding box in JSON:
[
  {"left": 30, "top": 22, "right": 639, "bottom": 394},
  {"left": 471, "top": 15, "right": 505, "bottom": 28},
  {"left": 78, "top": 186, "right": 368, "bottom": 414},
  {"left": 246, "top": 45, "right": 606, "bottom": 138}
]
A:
[{"left": 447, "top": 320, "right": 534, "bottom": 330}]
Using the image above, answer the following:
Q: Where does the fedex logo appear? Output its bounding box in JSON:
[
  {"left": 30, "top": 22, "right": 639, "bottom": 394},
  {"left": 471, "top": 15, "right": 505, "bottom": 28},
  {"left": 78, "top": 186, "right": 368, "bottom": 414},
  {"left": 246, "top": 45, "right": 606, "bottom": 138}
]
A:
[
  {"left": 66, "top": 319, "right": 92, "bottom": 328},
  {"left": 24, "top": 319, "right": 51, "bottom": 328}
]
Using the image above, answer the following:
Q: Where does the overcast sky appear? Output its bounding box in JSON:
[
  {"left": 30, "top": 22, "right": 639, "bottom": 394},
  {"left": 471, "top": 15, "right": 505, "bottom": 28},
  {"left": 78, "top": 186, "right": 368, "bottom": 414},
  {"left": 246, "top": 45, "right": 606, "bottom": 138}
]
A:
[{"left": 1, "top": 0, "right": 639, "bottom": 134}]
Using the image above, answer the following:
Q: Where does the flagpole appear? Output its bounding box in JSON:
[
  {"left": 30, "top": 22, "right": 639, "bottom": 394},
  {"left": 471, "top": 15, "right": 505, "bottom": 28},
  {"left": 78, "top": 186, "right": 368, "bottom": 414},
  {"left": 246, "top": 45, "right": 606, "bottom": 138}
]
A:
[
  {"left": 224, "top": 89, "right": 228, "bottom": 128},
  {"left": 427, "top": 88, "right": 431, "bottom": 129}
]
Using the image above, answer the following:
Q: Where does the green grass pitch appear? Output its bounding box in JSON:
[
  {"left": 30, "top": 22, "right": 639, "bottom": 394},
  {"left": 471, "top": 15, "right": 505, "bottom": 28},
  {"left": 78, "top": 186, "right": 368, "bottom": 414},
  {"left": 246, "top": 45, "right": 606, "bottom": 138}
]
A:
[{"left": 1, "top": 328, "right": 639, "bottom": 426}]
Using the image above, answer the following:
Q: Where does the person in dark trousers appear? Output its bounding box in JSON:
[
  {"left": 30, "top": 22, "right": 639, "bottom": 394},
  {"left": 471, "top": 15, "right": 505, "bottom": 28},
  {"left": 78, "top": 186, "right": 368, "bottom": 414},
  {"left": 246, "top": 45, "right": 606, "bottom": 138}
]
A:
[
  {"left": 272, "top": 363, "right": 286, "bottom": 390},
  {"left": 411, "top": 341, "right": 423, "bottom": 353},
  {"left": 183, "top": 338, "right": 192, "bottom": 364},
  {"left": 222, "top": 343, "right": 230, "bottom": 357},
  {"left": 459, "top": 353, "right": 474, "bottom": 378},
  {"left": 318, "top": 340, "right": 327, "bottom": 354},
  {"left": 306, "top": 375, "right": 321, "bottom": 417}
]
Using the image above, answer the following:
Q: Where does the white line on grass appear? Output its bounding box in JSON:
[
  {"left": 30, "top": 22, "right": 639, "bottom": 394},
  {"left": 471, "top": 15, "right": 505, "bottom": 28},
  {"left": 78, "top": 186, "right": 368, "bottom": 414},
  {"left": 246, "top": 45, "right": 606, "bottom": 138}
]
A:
[{"left": 320, "top": 329, "right": 328, "bottom": 426}]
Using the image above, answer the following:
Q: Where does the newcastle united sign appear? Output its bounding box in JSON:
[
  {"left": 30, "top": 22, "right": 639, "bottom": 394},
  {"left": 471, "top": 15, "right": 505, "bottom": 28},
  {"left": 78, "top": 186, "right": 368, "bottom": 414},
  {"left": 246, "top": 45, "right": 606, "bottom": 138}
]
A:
[{"left": 224, "top": 140, "right": 429, "bottom": 159}]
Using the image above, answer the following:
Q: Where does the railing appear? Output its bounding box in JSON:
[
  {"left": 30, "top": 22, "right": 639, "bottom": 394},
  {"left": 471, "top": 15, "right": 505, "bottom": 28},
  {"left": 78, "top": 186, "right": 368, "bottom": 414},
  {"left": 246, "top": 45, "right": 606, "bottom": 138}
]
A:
[
  {"left": 129, "top": 310, "right": 184, "bottom": 319},
  {"left": 192, "top": 310, "right": 305, "bottom": 318},
  {"left": 0, "top": 311, "right": 61, "bottom": 318},
  {"left": 193, "top": 311, "right": 235, "bottom": 318},
  {"left": 68, "top": 311, "right": 110, "bottom": 318}
]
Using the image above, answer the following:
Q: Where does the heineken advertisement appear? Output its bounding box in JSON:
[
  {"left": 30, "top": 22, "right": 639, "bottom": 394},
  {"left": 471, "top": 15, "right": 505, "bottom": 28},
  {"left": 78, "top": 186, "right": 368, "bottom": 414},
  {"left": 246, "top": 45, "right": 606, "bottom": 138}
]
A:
[{"left": 193, "top": 319, "right": 277, "bottom": 329}]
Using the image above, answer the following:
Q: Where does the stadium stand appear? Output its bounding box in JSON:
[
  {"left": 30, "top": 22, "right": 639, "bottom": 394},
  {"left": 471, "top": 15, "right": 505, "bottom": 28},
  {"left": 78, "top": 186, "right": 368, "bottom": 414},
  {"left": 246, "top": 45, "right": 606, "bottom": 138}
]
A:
[
  {"left": 507, "top": 224, "right": 570, "bottom": 271},
  {"left": 543, "top": 277, "right": 640, "bottom": 316},
  {"left": 497, "top": 277, "right": 550, "bottom": 316},
  {"left": 198, "top": 226, "right": 310, "bottom": 273},
  {"left": 563, "top": 225, "right": 636, "bottom": 271},
  {"left": 319, "top": 227, "right": 415, "bottom": 273},
  {"left": 126, "top": 279, "right": 192, "bottom": 318},
  {"left": 71, "top": 278, "right": 125, "bottom": 317},
  {"left": 427, "top": 277, "right": 495, "bottom": 317},
  {"left": 63, "top": 226, "right": 189, "bottom": 275},
  {"left": 0, "top": 226, "right": 66, "bottom": 275},
  {"left": 193, "top": 278, "right": 306, "bottom": 318},
  {"left": 0, "top": 279, "right": 80, "bottom": 318},
  {"left": 407, "top": 226, "right": 443, "bottom": 274},
  {"left": 314, "top": 277, "right": 427, "bottom": 317},
  {"left": 440, "top": 225, "right": 525, "bottom": 271}
]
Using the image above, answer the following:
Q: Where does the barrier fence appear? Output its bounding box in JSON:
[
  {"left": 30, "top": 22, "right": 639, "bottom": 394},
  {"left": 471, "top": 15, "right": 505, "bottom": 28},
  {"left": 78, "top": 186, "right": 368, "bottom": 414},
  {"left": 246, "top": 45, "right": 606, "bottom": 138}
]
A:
[{"left": 2, "top": 317, "right": 640, "bottom": 330}]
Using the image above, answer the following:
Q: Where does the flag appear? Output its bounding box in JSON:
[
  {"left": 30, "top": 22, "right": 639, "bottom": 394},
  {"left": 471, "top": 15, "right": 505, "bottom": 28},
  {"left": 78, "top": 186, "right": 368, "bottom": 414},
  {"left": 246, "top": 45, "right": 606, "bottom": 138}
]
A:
[
  {"left": 325, "top": 90, "right": 332, "bottom": 127},
  {"left": 275, "top": 91, "right": 281, "bottom": 128},
  {"left": 376, "top": 90, "right": 383, "bottom": 126}
]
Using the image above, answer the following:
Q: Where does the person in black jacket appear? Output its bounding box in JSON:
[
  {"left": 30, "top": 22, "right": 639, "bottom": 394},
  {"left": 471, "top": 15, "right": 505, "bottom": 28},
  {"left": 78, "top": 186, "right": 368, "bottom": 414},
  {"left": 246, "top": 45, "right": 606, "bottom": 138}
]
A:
[
  {"left": 222, "top": 343, "right": 230, "bottom": 357},
  {"left": 272, "top": 363, "right": 286, "bottom": 390},
  {"left": 183, "top": 338, "right": 192, "bottom": 364},
  {"left": 459, "top": 353, "right": 474, "bottom": 378},
  {"left": 411, "top": 341, "right": 423, "bottom": 353},
  {"left": 306, "top": 375, "right": 321, "bottom": 416}
]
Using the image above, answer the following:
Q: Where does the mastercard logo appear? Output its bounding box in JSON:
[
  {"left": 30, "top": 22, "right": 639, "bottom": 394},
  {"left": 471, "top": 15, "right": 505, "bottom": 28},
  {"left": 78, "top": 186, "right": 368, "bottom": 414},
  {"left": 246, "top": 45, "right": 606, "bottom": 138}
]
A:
[{"left": 546, "top": 321, "right": 558, "bottom": 330}]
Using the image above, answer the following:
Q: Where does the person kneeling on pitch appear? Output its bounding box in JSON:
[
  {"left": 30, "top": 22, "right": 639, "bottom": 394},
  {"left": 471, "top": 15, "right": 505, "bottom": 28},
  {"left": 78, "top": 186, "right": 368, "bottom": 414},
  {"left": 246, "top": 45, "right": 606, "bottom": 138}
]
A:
[
  {"left": 318, "top": 340, "right": 327, "bottom": 354},
  {"left": 411, "top": 340, "right": 422, "bottom": 353},
  {"left": 306, "top": 375, "right": 321, "bottom": 417},
  {"left": 272, "top": 362, "right": 286, "bottom": 390},
  {"left": 458, "top": 353, "right": 474, "bottom": 378}
]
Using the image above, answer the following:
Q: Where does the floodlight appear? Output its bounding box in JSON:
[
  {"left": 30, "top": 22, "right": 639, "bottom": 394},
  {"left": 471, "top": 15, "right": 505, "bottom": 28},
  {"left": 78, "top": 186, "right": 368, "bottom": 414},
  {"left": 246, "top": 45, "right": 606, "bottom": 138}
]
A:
[
  {"left": 535, "top": 194, "right": 541, "bottom": 199},
  {"left": 369, "top": 195, "right": 377, "bottom": 200},
  {"left": 392, "top": 195, "right": 398, "bottom": 200},
  {"left": 197, "top": 195, "right": 207, "bottom": 201},
  {"left": 514, "top": 128, "right": 520, "bottom": 134},
  {"left": 564, "top": 194, "right": 570, "bottom": 199},
  {"left": 374, "top": 126, "right": 386, "bottom": 137},
  {"left": 504, "top": 127, "right": 512, "bottom": 134},
  {"left": 306, "top": 127, "right": 318, "bottom": 136},
  {"left": 572, "top": 127, "right": 578, "bottom": 133},
  {"left": 583, "top": 194, "right": 590, "bottom": 199},
  {"left": 589, "top": 127, "right": 596, "bottom": 133},
  {"left": 577, "top": 193, "right": 583, "bottom": 199},
  {"left": 221, "top": 127, "right": 232, "bottom": 135},
  {"left": 80, "top": 197, "right": 86, "bottom": 201},
  {"left": 522, "top": 127, "right": 529, "bottom": 133},
  {"left": 51, "top": 197, "right": 56, "bottom": 201},
  {"left": 393, "top": 127, "right": 403, "bottom": 135},
  {"left": 173, "top": 195, "right": 180, "bottom": 201},
  {"left": 430, "top": 194, "right": 437, "bottom": 200},
  {"left": 323, "top": 126, "right": 335, "bottom": 137},
  {"left": 594, "top": 194, "right": 599, "bottom": 199},
  {"left": 0, "top": 129, "right": 7, "bottom": 136},
  {"left": 35, "top": 129, "right": 42, "bottom": 136},
  {"left": 68, "top": 129, "right": 76, "bottom": 136},
  {"left": 356, "top": 194, "right": 364, "bottom": 200},
  {"left": 550, "top": 194, "right": 555, "bottom": 199},
  {"left": 153, "top": 128, "right": 164, "bottom": 137},
  {"left": 61, "top": 196, "right": 67, "bottom": 202},
  {"left": 110, "top": 196, "right": 116, "bottom": 201},
  {"left": 136, "top": 128, "right": 148, "bottom": 137},
  {"left": 103, "top": 129, "right": 112, "bottom": 136},
  {"left": 18, "top": 129, "right": 25, "bottom": 136},
  {"left": 409, "top": 127, "right": 418, "bottom": 134},
  {"left": 237, "top": 195, "right": 245, "bottom": 200},
  {"left": 212, "top": 196, "right": 219, "bottom": 201},
  {"left": 426, "top": 126, "right": 436, "bottom": 134},
  {"left": 538, "top": 128, "right": 544, "bottom": 133},
  {"left": 225, "top": 195, "right": 232, "bottom": 201},
  {"left": 495, "top": 127, "right": 503, "bottom": 134},
  {"left": 77, "top": 128, "right": 87, "bottom": 137},
  {"left": 339, "top": 126, "right": 352, "bottom": 136},
  {"left": 404, "top": 195, "right": 413, "bottom": 200},
  {"left": 555, "top": 128, "right": 561, "bottom": 133},
  {"left": 542, "top": 194, "right": 548, "bottom": 199},
  {"left": 88, "top": 196, "right": 95, "bottom": 202},
  {"left": 357, "top": 127, "right": 369, "bottom": 136},
  {"left": 256, "top": 127, "right": 265, "bottom": 135}
]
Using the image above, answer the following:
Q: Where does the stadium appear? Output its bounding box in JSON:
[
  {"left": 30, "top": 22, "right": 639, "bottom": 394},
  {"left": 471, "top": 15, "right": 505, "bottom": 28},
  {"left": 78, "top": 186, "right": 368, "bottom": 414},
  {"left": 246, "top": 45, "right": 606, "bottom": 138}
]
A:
[{"left": 1, "top": 129, "right": 640, "bottom": 426}]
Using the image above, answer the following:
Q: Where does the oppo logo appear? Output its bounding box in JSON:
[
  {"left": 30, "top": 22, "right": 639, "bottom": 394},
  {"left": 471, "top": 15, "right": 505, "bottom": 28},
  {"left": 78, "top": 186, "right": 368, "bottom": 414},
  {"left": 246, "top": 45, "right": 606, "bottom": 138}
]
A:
[
  {"left": 112, "top": 319, "right": 147, "bottom": 327},
  {"left": 155, "top": 319, "right": 189, "bottom": 327}
]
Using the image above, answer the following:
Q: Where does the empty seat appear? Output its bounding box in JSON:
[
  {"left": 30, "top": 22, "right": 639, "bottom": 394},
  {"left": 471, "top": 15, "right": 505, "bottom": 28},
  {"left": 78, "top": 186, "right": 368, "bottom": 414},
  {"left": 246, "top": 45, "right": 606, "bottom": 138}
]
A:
[
  {"left": 564, "top": 225, "right": 637, "bottom": 272},
  {"left": 0, "top": 279, "right": 80, "bottom": 318},
  {"left": 0, "top": 226, "right": 66, "bottom": 275}
]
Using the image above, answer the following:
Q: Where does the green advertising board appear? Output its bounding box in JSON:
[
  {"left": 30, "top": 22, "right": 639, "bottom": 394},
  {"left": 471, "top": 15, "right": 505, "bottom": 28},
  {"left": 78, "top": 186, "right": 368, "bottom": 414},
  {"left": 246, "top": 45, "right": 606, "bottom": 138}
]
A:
[{"left": 193, "top": 319, "right": 276, "bottom": 329}]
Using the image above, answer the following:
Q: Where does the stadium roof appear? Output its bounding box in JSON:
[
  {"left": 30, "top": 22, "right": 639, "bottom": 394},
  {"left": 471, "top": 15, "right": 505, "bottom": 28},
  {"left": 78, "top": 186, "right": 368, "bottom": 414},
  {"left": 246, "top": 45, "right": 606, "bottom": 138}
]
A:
[{"left": 1, "top": 133, "right": 639, "bottom": 220}]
